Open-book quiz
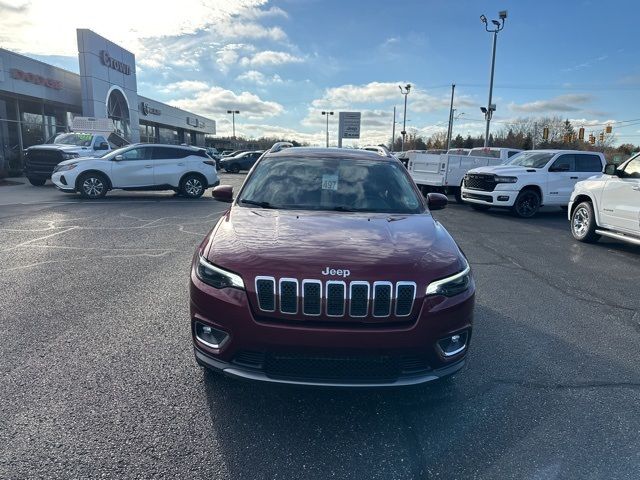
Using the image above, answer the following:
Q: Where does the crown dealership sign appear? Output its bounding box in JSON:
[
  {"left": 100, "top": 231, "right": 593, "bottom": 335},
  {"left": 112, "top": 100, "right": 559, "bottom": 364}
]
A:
[{"left": 100, "top": 50, "right": 132, "bottom": 75}]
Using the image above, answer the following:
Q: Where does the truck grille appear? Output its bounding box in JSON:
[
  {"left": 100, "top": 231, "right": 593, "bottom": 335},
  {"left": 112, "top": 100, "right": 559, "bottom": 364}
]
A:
[
  {"left": 254, "top": 277, "right": 417, "bottom": 319},
  {"left": 464, "top": 173, "right": 498, "bottom": 192},
  {"left": 25, "top": 149, "right": 63, "bottom": 169}
]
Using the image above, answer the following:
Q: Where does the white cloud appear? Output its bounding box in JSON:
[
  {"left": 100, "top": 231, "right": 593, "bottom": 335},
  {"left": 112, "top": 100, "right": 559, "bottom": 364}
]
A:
[
  {"left": 0, "top": 0, "right": 271, "bottom": 56},
  {"left": 159, "top": 80, "right": 209, "bottom": 93},
  {"left": 509, "top": 94, "right": 594, "bottom": 113},
  {"left": 240, "top": 50, "right": 304, "bottom": 67},
  {"left": 236, "top": 70, "right": 284, "bottom": 85},
  {"left": 169, "top": 86, "right": 283, "bottom": 120},
  {"left": 311, "top": 81, "right": 476, "bottom": 113}
]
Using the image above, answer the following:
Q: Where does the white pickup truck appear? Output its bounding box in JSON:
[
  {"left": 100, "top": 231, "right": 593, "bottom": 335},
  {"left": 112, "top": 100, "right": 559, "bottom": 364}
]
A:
[
  {"left": 461, "top": 149, "right": 606, "bottom": 217},
  {"left": 408, "top": 147, "right": 522, "bottom": 202},
  {"left": 569, "top": 153, "right": 640, "bottom": 246}
]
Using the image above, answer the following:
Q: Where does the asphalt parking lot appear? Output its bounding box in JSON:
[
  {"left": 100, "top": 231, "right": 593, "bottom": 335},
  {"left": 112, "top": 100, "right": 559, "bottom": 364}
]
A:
[{"left": 1, "top": 173, "right": 639, "bottom": 479}]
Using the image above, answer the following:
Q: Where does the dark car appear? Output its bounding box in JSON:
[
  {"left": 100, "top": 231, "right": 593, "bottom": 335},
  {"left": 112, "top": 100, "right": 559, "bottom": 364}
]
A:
[
  {"left": 219, "top": 150, "right": 264, "bottom": 173},
  {"left": 190, "top": 147, "right": 474, "bottom": 387}
]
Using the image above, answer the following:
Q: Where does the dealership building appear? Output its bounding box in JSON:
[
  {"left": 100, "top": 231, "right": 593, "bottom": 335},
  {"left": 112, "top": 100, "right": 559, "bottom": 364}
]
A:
[{"left": 0, "top": 29, "right": 216, "bottom": 174}]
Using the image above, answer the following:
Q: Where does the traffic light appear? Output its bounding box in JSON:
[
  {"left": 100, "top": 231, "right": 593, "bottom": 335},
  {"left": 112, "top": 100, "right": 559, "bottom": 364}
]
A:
[
  {"left": 599, "top": 132, "right": 605, "bottom": 142},
  {"left": 578, "top": 127, "right": 585, "bottom": 140},
  {"left": 605, "top": 125, "right": 612, "bottom": 134},
  {"left": 589, "top": 134, "right": 595, "bottom": 144},
  {"left": 542, "top": 127, "right": 549, "bottom": 140}
]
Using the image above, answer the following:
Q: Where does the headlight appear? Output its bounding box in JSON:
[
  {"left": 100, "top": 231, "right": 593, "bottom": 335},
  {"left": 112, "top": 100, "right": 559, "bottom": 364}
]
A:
[
  {"left": 426, "top": 260, "right": 471, "bottom": 297},
  {"left": 54, "top": 163, "right": 78, "bottom": 173},
  {"left": 61, "top": 153, "right": 80, "bottom": 160},
  {"left": 494, "top": 175, "right": 518, "bottom": 183},
  {"left": 196, "top": 255, "right": 245, "bottom": 290}
]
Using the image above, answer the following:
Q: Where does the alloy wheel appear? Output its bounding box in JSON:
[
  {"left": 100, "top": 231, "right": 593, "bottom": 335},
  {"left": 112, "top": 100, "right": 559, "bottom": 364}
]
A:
[
  {"left": 83, "top": 177, "right": 104, "bottom": 197},
  {"left": 185, "top": 178, "right": 203, "bottom": 196},
  {"left": 572, "top": 206, "right": 589, "bottom": 237},
  {"left": 516, "top": 192, "right": 539, "bottom": 217}
]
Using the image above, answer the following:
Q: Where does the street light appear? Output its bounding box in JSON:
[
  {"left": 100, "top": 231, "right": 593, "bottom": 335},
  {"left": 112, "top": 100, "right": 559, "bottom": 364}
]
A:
[
  {"left": 398, "top": 84, "right": 411, "bottom": 151},
  {"left": 226, "top": 110, "right": 240, "bottom": 139},
  {"left": 479, "top": 10, "right": 507, "bottom": 147},
  {"left": 321, "top": 111, "right": 334, "bottom": 147}
]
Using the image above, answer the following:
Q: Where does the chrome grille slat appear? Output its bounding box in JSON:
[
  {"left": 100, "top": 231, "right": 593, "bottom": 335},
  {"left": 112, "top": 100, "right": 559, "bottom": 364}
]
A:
[{"left": 255, "top": 277, "right": 417, "bottom": 318}]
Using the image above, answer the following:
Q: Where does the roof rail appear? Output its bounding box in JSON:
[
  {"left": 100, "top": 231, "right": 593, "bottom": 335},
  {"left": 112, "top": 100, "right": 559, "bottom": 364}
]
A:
[{"left": 269, "top": 141, "right": 294, "bottom": 153}]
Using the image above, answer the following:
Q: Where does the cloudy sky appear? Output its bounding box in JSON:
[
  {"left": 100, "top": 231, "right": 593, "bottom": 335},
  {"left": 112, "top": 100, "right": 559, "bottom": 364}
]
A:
[{"left": 1, "top": 0, "right": 639, "bottom": 145}]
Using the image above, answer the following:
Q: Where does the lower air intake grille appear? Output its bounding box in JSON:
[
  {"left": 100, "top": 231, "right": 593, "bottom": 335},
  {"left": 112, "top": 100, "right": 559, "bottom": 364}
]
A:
[{"left": 264, "top": 353, "right": 400, "bottom": 383}]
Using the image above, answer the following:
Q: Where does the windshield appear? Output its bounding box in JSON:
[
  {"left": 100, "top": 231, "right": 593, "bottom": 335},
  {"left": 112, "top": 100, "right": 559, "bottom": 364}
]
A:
[
  {"left": 507, "top": 151, "right": 555, "bottom": 168},
  {"left": 238, "top": 156, "right": 424, "bottom": 214},
  {"left": 54, "top": 133, "right": 94, "bottom": 147},
  {"left": 469, "top": 148, "right": 500, "bottom": 158}
]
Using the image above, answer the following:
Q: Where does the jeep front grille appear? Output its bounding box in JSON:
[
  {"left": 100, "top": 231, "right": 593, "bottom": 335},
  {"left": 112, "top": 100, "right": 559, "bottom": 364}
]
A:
[{"left": 254, "top": 277, "right": 417, "bottom": 319}]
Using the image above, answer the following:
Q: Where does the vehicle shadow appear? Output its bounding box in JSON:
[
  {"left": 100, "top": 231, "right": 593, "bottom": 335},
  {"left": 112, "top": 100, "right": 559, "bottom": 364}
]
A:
[{"left": 199, "top": 304, "right": 639, "bottom": 479}]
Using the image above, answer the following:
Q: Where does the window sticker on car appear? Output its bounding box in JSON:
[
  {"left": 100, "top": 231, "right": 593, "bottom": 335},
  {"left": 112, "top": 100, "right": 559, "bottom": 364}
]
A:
[{"left": 322, "top": 174, "right": 338, "bottom": 190}]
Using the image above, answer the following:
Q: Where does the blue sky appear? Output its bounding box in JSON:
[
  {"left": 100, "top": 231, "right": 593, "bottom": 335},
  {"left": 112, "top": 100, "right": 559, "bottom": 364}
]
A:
[{"left": 2, "top": 0, "right": 639, "bottom": 145}]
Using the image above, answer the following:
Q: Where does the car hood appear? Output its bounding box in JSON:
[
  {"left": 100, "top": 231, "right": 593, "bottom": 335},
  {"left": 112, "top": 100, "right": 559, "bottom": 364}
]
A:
[
  {"left": 27, "top": 144, "right": 92, "bottom": 153},
  {"left": 55, "top": 156, "right": 102, "bottom": 167},
  {"left": 204, "top": 206, "right": 466, "bottom": 285},
  {"left": 468, "top": 165, "right": 534, "bottom": 176}
]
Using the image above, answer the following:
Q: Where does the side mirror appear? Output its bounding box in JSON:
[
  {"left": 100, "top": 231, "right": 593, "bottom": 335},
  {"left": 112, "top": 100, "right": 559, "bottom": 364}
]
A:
[
  {"left": 113, "top": 154, "right": 124, "bottom": 162},
  {"left": 604, "top": 163, "right": 618, "bottom": 176},
  {"left": 427, "top": 192, "right": 448, "bottom": 211},
  {"left": 212, "top": 185, "right": 233, "bottom": 202}
]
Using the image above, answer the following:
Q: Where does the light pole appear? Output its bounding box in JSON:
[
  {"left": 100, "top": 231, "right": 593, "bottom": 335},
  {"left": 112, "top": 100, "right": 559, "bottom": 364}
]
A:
[
  {"left": 321, "top": 111, "right": 334, "bottom": 147},
  {"left": 399, "top": 83, "right": 411, "bottom": 151},
  {"left": 480, "top": 10, "right": 507, "bottom": 147},
  {"left": 226, "top": 110, "right": 240, "bottom": 139}
]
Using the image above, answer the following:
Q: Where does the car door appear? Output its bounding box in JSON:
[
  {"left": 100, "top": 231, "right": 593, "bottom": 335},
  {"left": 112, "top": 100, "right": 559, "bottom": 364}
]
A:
[
  {"left": 244, "top": 152, "right": 260, "bottom": 170},
  {"left": 109, "top": 146, "right": 153, "bottom": 187},
  {"left": 546, "top": 154, "right": 576, "bottom": 205},
  {"left": 152, "top": 146, "right": 187, "bottom": 187},
  {"left": 599, "top": 156, "right": 640, "bottom": 234}
]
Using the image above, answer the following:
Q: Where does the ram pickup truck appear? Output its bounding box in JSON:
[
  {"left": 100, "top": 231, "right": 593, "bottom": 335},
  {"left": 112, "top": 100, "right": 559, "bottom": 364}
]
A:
[
  {"left": 408, "top": 147, "right": 522, "bottom": 202},
  {"left": 461, "top": 150, "right": 606, "bottom": 218},
  {"left": 569, "top": 153, "right": 640, "bottom": 246},
  {"left": 24, "top": 132, "right": 116, "bottom": 186}
]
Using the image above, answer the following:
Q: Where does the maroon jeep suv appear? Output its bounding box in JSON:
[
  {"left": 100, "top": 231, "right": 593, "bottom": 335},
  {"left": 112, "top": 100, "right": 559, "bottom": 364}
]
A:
[{"left": 190, "top": 147, "right": 474, "bottom": 386}]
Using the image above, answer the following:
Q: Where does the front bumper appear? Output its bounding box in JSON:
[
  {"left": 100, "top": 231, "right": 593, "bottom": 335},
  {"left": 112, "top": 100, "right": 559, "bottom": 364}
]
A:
[
  {"left": 190, "top": 270, "right": 474, "bottom": 387},
  {"left": 51, "top": 171, "right": 78, "bottom": 192},
  {"left": 461, "top": 187, "right": 518, "bottom": 207}
]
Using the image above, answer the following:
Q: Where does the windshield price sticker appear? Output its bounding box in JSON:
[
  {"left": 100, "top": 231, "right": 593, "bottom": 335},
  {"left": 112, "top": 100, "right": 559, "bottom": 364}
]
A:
[{"left": 322, "top": 174, "right": 339, "bottom": 190}]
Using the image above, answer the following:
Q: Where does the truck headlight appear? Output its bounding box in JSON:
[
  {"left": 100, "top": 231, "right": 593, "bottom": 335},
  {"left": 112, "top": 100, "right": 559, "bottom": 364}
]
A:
[
  {"left": 494, "top": 175, "right": 518, "bottom": 183},
  {"left": 426, "top": 261, "right": 471, "bottom": 297},
  {"left": 61, "top": 153, "right": 80, "bottom": 160},
  {"left": 196, "top": 255, "right": 245, "bottom": 290},
  {"left": 53, "top": 163, "right": 78, "bottom": 173}
]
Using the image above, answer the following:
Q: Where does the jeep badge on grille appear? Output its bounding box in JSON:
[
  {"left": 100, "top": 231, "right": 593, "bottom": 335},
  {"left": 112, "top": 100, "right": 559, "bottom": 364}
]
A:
[{"left": 321, "top": 267, "right": 351, "bottom": 278}]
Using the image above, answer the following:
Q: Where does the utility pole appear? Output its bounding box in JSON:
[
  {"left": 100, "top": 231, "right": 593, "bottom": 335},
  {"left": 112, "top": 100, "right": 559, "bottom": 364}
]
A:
[
  {"left": 480, "top": 11, "right": 507, "bottom": 147},
  {"left": 226, "top": 110, "right": 240, "bottom": 139},
  {"left": 399, "top": 84, "right": 411, "bottom": 152},
  {"left": 391, "top": 106, "right": 396, "bottom": 151},
  {"left": 445, "top": 84, "right": 456, "bottom": 150},
  {"left": 321, "top": 111, "right": 334, "bottom": 147},
  {"left": 533, "top": 122, "right": 537, "bottom": 149}
]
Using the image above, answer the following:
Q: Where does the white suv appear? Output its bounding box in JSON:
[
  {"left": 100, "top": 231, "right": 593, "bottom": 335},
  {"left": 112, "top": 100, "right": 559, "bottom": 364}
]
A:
[
  {"left": 51, "top": 144, "right": 219, "bottom": 199},
  {"left": 569, "top": 154, "right": 640, "bottom": 245},
  {"left": 461, "top": 150, "right": 606, "bottom": 217}
]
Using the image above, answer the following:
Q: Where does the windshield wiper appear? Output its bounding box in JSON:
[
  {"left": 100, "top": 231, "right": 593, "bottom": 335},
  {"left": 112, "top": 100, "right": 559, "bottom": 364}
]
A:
[{"left": 239, "top": 199, "right": 278, "bottom": 209}]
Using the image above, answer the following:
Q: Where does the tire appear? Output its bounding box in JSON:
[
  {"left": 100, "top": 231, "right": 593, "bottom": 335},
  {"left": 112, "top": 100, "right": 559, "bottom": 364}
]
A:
[
  {"left": 229, "top": 164, "right": 240, "bottom": 174},
  {"left": 28, "top": 177, "right": 46, "bottom": 186},
  {"left": 571, "top": 201, "right": 600, "bottom": 243},
  {"left": 512, "top": 189, "right": 541, "bottom": 218},
  {"left": 454, "top": 186, "right": 463, "bottom": 204},
  {"left": 78, "top": 172, "right": 108, "bottom": 199},
  {"left": 470, "top": 204, "right": 491, "bottom": 211},
  {"left": 180, "top": 174, "right": 205, "bottom": 199}
]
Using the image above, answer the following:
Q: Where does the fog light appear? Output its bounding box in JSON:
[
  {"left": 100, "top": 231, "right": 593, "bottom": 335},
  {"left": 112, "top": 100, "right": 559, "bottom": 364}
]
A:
[
  {"left": 497, "top": 195, "right": 509, "bottom": 201},
  {"left": 437, "top": 331, "right": 468, "bottom": 357},
  {"left": 195, "top": 321, "right": 229, "bottom": 349}
]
